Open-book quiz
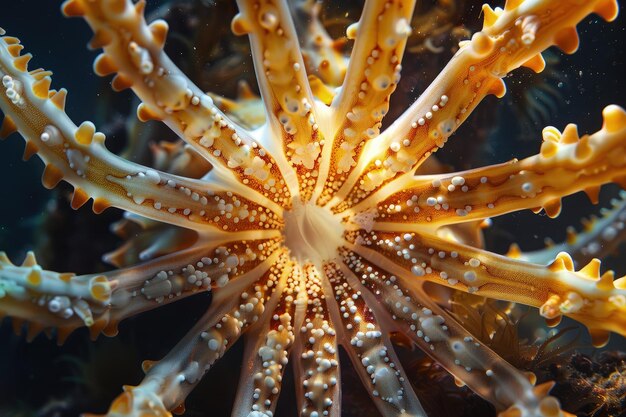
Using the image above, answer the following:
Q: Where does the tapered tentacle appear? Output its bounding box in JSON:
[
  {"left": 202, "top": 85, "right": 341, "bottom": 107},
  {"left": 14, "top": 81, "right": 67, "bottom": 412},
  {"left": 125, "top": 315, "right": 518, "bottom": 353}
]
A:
[
  {"left": 511, "top": 190, "right": 626, "bottom": 267},
  {"left": 329, "top": 0, "right": 620, "bottom": 213},
  {"left": 147, "top": 140, "right": 212, "bottom": 179},
  {"left": 61, "top": 0, "right": 295, "bottom": 207},
  {"left": 0, "top": 232, "right": 281, "bottom": 343},
  {"left": 323, "top": 261, "right": 427, "bottom": 417},
  {"left": 0, "top": 250, "right": 115, "bottom": 342},
  {"left": 345, "top": 229, "right": 626, "bottom": 346},
  {"left": 340, "top": 248, "right": 575, "bottom": 417},
  {"left": 0, "top": 34, "right": 284, "bottom": 232},
  {"left": 315, "top": 0, "right": 417, "bottom": 206},
  {"left": 104, "top": 231, "right": 283, "bottom": 330},
  {"left": 292, "top": 264, "right": 342, "bottom": 417},
  {"left": 230, "top": 259, "right": 303, "bottom": 417},
  {"left": 289, "top": 0, "right": 349, "bottom": 88},
  {"left": 104, "top": 213, "right": 199, "bottom": 267},
  {"left": 85, "top": 250, "right": 289, "bottom": 417},
  {"left": 350, "top": 106, "right": 626, "bottom": 229},
  {"left": 233, "top": 0, "right": 325, "bottom": 202},
  {"left": 209, "top": 80, "right": 266, "bottom": 131}
]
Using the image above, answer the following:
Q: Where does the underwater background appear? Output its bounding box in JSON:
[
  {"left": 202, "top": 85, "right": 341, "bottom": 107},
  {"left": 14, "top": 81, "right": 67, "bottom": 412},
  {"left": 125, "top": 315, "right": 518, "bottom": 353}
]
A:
[{"left": 0, "top": 1, "right": 625, "bottom": 416}]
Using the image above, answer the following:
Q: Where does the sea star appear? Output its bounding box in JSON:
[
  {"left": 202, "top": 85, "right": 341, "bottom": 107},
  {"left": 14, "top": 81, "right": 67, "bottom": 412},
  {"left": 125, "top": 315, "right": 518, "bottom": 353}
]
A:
[{"left": 1, "top": 1, "right": 625, "bottom": 417}]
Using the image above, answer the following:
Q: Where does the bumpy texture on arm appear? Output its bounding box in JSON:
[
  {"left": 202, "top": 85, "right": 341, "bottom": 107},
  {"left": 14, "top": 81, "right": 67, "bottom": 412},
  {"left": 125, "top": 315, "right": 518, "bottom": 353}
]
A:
[
  {"left": 340, "top": 249, "right": 575, "bottom": 417},
  {"left": 511, "top": 190, "right": 626, "bottom": 267},
  {"left": 330, "top": 0, "right": 619, "bottom": 212},
  {"left": 353, "top": 106, "right": 626, "bottom": 229},
  {"left": 316, "top": 0, "right": 417, "bottom": 206},
  {"left": 0, "top": 34, "right": 283, "bottom": 233},
  {"left": 63, "top": 0, "right": 295, "bottom": 207},
  {"left": 86, "top": 251, "right": 287, "bottom": 417},
  {"left": 346, "top": 229, "right": 626, "bottom": 347},
  {"left": 233, "top": 0, "right": 324, "bottom": 202},
  {"left": 0, "top": 232, "right": 282, "bottom": 344}
]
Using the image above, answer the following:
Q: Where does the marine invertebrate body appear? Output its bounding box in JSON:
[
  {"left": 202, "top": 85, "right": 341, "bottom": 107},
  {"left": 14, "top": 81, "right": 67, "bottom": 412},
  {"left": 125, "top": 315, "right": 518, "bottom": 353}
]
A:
[{"left": 1, "top": 1, "right": 625, "bottom": 417}]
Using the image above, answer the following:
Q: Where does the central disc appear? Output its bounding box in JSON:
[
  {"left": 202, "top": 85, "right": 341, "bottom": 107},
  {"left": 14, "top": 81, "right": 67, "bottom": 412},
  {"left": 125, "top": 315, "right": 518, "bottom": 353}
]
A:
[{"left": 282, "top": 199, "right": 344, "bottom": 264}]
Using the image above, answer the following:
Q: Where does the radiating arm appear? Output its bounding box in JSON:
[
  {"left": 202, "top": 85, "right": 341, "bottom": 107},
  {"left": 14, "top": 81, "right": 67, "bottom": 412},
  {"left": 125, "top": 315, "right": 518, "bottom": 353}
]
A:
[
  {"left": 233, "top": 0, "right": 324, "bottom": 202},
  {"left": 329, "top": 0, "right": 619, "bottom": 212},
  {"left": 340, "top": 248, "right": 575, "bottom": 417},
  {"left": 230, "top": 258, "right": 303, "bottom": 417},
  {"left": 0, "top": 232, "right": 282, "bottom": 344},
  {"left": 292, "top": 264, "right": 342, "bottom": 417},
  {"left": 315, "top": 0, "right": 417, "bottom": 206},
  {"left": 351, "top": 106, "right": 626, "bottom": 229},
  {"left": 323, "top": 261, "right": 427, "bottom": 417},
  {"left": 0, "top": 33, "right": 283, "bottom": 232},
  {"left": 511, "top": 190, "right": 626, "bottom": 267},
  {"left": 62, "top": 0, "right": 295, "bottom": 207},
  {"left": 84, "top": 250, "right": 289, "bottom": 417},
  {"left": 345, "top": 229, "right": 626, "bottom": 346}
]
